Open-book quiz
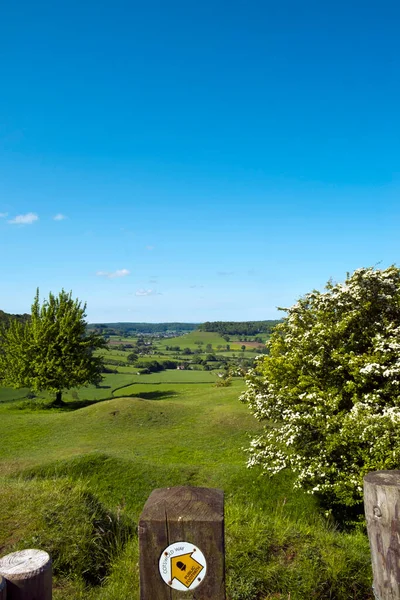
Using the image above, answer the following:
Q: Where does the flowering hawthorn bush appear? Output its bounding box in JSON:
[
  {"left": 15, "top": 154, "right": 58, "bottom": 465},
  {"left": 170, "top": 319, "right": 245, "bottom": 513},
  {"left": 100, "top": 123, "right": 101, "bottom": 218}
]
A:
[{"left": 241, "top": 266, "right": 400, "bottom": 508}]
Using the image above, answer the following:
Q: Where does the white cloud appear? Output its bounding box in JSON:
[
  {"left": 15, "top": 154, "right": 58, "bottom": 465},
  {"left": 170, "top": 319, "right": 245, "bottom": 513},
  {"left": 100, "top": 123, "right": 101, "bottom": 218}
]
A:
[
  {"left": 96, "top": 269, "right": 130, "bottom": 279},
  {"left": 8, "top": 212, "right": 39, "bottom": 225},
  {"left": 145, "top": 245, "right": 154, "bottom": 250},
  {"left": 135, "top": 289, "right": 161, "bottom": 296},
  {"left": 53, "top": 213, "right": 67, "bottom": 221},
  {"left": 0, "top": 213, "right": 8, "bottom": 218}
]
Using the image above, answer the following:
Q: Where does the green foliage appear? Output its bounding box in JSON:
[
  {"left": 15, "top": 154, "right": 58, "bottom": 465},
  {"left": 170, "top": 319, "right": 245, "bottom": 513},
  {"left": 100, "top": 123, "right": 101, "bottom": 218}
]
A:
[
  {"left": 214, "top": 374, "right": 232, "bottom": 387},
  {"left": 199, "top": 320, "right": 281, "bottom": 336},
  {"left": 241, "top": 266, "right": 400, "bottom": 511},
  {"left": 0, "top": 289, "right": 106, "bottom": 403},
  {"left": 0, "top": 309, "right": 30, "bottom": 328},
  {"left": 126, "top": 352, "right": 138, "bottom": 364}
]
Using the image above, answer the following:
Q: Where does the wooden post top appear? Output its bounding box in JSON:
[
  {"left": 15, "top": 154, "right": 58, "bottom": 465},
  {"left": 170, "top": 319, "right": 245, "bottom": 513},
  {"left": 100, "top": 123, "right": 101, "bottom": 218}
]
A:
[
  {"left": 364, "top": 471, "right": 400, "bottom": 487},
  {"left": 139, "top": 486, "right": 225, "bottom": 599},
  {"left": 0, "top": 549, "right": 51, "bottom": 581},
  {"left": 140, "top": 486, "right": 224, "bottom": 523}
]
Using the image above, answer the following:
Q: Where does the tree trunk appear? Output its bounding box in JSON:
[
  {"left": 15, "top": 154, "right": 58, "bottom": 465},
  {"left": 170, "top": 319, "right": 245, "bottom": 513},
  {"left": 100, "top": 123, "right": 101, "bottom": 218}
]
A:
[{"left": 54, "top": 390, "right": 63, "bottom": 406}]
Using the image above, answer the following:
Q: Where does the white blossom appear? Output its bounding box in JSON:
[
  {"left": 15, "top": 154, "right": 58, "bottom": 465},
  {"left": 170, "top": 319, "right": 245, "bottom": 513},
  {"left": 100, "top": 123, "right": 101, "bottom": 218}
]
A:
[{"left": 241, "top": 266, "right": 400, "bottom": 507}]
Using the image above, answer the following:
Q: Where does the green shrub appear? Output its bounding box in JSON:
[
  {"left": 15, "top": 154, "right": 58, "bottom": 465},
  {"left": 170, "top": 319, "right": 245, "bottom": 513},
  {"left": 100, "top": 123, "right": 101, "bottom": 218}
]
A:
[{"left": 241, "top": 266, "right": 400, "bottom": 511}]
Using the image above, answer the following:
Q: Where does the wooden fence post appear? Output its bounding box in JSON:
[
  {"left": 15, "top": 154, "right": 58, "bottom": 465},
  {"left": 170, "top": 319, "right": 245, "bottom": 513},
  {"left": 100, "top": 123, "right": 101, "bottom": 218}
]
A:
[
  {"left": 364, "top": 470, "right": 400, "bottom": 599},
  {"left": 0, "top": 549, "right": 52, "bottom": 600},
  {"left": 0, "top": 576, "right": 6, "bottom": 600},
  {"left": 139, "top": 486, "right": 225, "bottom": 599}
]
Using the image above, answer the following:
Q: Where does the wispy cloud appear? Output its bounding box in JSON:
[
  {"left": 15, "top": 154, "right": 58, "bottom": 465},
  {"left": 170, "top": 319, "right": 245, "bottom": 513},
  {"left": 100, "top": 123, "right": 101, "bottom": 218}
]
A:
[
  {"left": 217, "top": 271, "right": 234, "bottom": 277},
  {"left": 0, "top": 213, "right": 8, "bottom": 218},
  {"left": 8, "top": 212, "right": 39, "bottom": 225},
  {"left": 135, "top": 289, "right": 161, "bottom": 296},
  {"left": 96, "top": 269, "right": 130, "bottom": 279},
  {"left": 145, "top": 245, "right": 154, "bottom": 250},
  {"left": 190, "top": 285, "right": 204, "bottom": 288},
  {"left": 53, "top": 213, "right": 67, "bottom": 221}
]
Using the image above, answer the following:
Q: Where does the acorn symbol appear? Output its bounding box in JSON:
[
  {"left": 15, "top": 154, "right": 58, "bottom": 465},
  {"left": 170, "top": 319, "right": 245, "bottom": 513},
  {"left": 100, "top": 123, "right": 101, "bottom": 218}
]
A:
[{"left": 176, "top": 561, "right": 186, "bottom": 571}]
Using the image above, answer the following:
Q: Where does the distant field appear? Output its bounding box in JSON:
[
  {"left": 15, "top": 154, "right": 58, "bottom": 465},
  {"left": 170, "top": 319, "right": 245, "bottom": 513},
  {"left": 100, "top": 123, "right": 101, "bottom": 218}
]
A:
[
  {"left": 112, "top": 371, "right": 218, "bottom": 396},
  {"left": 157, "top": 330, "right": 228, "bottom": 349},
  {"left": 0, "top": 369, "right": 220, "bottom": 406},
  {"left": 101, "top": 331, "right": 266, "bottom": 357},
  {"left": 231, "top": 339, "right": 265, "bottom": 348},
  {"left": 115, "top": 365, "right": 141, "bottom": 374}
]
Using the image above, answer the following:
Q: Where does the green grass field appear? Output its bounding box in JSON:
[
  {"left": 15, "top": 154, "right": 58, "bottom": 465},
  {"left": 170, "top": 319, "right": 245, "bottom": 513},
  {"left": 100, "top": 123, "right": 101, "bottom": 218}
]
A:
[
  {"left": 0, "top": 371, "right": 373, "bottom": 599},
  {"left": 157, "top": 330, "right": 228, "bottom": 349},
  {"left": 155, "top": 330, "right": 266, "bottom": 352},
  {"left": 0, "top": 370, "right": 222, "bottom": 407}
]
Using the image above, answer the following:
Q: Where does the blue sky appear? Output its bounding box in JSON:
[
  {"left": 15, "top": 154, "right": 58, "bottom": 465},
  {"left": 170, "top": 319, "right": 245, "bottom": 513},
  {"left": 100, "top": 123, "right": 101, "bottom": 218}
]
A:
[{"left": 1, "top": 0, "right": 400, "bottom": 322}]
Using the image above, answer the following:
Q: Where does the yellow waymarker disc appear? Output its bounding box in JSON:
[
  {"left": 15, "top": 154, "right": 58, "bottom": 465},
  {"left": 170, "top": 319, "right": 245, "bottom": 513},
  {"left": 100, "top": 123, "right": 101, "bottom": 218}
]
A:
[{"left": 159, "top": 541, "right": 207, "bottom": 591}]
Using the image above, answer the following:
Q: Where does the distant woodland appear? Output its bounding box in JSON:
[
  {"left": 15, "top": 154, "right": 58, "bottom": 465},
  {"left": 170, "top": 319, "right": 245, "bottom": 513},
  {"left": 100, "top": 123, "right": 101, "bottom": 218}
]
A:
[
  {"left": 0, "top": 310, "right": 30, "bottom": 328},
  {"left": 198, "top": 320, "right": 281, "bottom": 336}
]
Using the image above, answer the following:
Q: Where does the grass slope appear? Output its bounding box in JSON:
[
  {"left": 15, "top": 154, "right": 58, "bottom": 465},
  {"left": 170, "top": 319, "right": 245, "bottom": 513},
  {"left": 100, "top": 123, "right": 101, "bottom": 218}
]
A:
[
  {"left": 157, "top": 330, "right": 228, "bottom": 349},
  {"left": 0, "top": 370, "right": 220, "bottom": 408},
  {"left": 0, "top": 377, "right": 372, "bottom": 599}
]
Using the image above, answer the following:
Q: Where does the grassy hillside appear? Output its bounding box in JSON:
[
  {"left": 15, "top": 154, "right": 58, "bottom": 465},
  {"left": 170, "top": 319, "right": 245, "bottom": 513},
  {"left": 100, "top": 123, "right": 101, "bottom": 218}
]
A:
[
  {"left": 0, "top": 374, "right": 372, "bottom": 599},
  {"left": 0, "top": 370, "right": 220, "bottom": 407},
  {"left": 156, "top": 330, "right": 268, "bottom": 352},
  {"left": 157, "top": 330, "right": 228, "bottom": 348}
]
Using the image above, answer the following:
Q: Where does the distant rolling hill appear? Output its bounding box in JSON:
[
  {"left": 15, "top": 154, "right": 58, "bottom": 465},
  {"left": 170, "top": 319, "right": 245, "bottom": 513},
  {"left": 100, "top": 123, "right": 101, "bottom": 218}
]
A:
[
  {"left": 0, "top": 310, "right": 30, "bottom": 327},
  {"left": 87, "top": 322, "right": 199, "bottom": 336}
]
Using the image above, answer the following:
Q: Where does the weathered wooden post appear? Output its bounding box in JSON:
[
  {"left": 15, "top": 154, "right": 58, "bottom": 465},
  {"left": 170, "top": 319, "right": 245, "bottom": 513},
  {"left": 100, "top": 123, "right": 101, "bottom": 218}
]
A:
[
  {"left": 364, "top": 470, "right": 400, "bottom": 599},
  {"left": 0, "top": 576, "right": 6, "bottom": 600},
  {"left": 0, "top": 549, "right": 52, "bottom": 600},
  {"left": 139, "top": 486, "right": 225, "bottom": 599}
]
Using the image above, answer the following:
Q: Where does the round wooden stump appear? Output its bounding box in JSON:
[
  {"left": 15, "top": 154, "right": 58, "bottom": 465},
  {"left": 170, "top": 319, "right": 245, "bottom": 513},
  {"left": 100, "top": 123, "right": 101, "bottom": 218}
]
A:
[
  {"left": 0, "top": 575, "right": 6, "bottom": 600},
  {"left": 364, "top": 471, "right": 400, "bottom": 600},
  {"left": 0, "top": 549, "right": 52, "bottom": 600}
]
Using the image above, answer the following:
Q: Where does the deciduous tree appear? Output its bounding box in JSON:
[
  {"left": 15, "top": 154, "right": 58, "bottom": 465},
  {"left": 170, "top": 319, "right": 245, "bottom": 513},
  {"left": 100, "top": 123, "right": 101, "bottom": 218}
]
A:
[{"left": 0, "top": 289, "right": 107, "bottom": 405}]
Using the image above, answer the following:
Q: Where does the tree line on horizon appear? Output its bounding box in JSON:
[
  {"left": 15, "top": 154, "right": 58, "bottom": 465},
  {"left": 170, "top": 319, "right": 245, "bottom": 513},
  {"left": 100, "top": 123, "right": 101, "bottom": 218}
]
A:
[
  {"left": 1, "top": 309, "right": 282, "bottom": 339},
  {"left": 0, "top": 310, "right": 30, "bottom": 328},
  {"left": 198, "top": 320, "right": 282, "bottom": 336}
]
